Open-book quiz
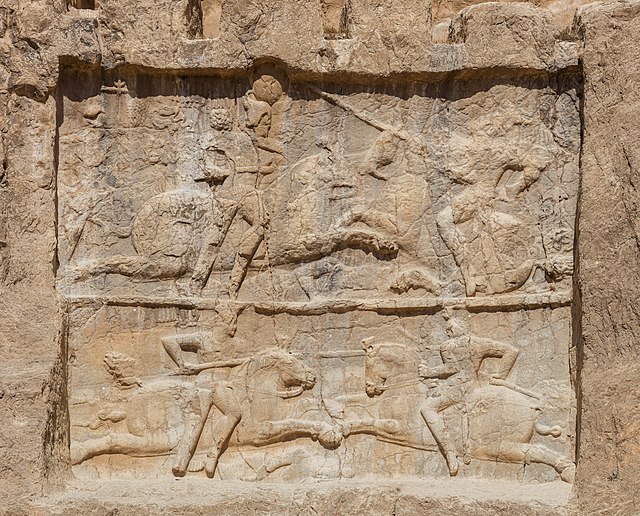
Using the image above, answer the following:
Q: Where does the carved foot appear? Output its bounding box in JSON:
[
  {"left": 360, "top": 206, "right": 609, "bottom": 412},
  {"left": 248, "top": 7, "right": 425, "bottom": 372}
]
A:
[
  {"left": 445, "top": 451, "right": 459, "bottom": 477},
  {"left": 205, "top": 452, "right": 219, "bottom": 478}
]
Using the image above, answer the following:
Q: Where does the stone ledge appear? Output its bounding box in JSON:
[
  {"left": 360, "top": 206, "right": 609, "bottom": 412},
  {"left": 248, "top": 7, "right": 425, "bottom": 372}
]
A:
[{"left": 28, "top": 478, "right": 572, "bottom": 516}]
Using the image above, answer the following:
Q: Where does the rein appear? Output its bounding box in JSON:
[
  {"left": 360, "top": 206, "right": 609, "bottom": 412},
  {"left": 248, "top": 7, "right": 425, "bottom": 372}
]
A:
[{"left": 379, "top": 373, "right": 422, "bottom": 392}]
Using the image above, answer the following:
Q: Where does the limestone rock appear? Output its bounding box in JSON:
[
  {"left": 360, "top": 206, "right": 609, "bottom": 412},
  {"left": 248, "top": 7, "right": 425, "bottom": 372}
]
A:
[{"left": 0, "top": 0, "right": 637, "bottom": 514}]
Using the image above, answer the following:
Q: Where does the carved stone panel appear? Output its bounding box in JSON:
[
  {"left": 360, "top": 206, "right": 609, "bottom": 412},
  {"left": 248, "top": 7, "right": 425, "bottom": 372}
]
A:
[{"left": 59, "top": 63, "right": 579, "bottom": 484}]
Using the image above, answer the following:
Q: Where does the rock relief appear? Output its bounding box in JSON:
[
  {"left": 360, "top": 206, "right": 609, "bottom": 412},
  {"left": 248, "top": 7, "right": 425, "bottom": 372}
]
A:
[{"left": 59, "top": 63, "right": 579, "bottom": 483}]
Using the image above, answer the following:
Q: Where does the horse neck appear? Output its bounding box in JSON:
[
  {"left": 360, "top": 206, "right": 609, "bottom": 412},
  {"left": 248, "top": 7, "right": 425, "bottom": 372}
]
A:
[{"left": 387, "top": 345, "right": 420, "bottom": 375}]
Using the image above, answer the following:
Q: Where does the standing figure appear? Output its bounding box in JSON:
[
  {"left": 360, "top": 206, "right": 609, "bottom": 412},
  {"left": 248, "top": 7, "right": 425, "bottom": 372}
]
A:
[
  {"left": 435, "top": 144, "right": 554, "bottom": 296},
  {"left": 190, "top": 67, "right": 287, "bottom": 298},
  {"left": 418, "top": 312, "right": 519, "bottom": 476}
]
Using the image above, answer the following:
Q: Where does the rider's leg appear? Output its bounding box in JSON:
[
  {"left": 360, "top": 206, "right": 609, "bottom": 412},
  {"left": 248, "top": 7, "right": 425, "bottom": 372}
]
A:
[
  {"left": 436, "top": 206, "right": 474, "bottom": 296},
  {"left": 420, "top": 397, "right": 459, "bottom": 476},
  {"left": 227, "top": 225, "right": 264, "bottom": 299},
  {"left": 205, "top": 382, "right": 242, "bottom": 478}
]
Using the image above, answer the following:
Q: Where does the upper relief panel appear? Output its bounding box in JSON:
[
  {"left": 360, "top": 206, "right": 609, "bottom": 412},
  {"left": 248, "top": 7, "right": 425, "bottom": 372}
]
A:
[{"left": 57, "top": 65, "right": 579, "bottom": 307}]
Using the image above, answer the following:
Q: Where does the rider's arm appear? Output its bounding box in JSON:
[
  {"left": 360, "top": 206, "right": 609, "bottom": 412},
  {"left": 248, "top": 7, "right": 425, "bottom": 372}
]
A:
[
  {"left": 161, "top": 334, "right": 203, "bottom": 369},
  {"left": 470, "top": 337, "right": 519, "bottom": 380},
  {"left": 419, "top": 344, "right": 461, "bottom": 380}
]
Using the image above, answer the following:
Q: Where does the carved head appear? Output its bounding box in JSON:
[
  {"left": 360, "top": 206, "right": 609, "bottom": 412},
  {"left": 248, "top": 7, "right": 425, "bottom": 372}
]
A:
[
  {"left": 259, "top": 347, "right": 316, "bottom": 399},
  {"left": 252, "top": 74, "right": 284, "bottom": 106},
  {"left": 362, "top": 339, "right": 409, "bottom": 397},
  {"left": 243, "top": 92, "right": 272, "bottom": 138},
  {"left": 365, "top": 131, "right": 399, "bottom": 177},
  {"left": 443, "top": 310, "right": 468, "bottom": 339},
  {"left": 209, "top": 108, "right": 233, "bottom": 131}
]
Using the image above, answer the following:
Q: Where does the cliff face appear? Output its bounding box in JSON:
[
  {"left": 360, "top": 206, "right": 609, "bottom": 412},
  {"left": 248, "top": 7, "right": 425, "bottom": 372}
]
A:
[{"left": 0, "top": 1, "right": 638, "bottom": 514}]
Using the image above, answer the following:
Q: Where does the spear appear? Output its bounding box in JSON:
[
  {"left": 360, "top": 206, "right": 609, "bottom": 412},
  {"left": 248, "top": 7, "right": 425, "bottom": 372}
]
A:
[
  {"left": 304, "top": 83, "right": 413, "bottom": 142},
  {"left": 172, "top": 358, "right": 248, "bottom": 375}
]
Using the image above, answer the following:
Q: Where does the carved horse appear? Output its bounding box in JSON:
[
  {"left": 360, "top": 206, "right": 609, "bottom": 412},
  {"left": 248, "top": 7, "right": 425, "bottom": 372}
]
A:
[
  {"left": 346, "top": 341, "right": 575, "bottom": 482},
  {"left": 70, "top": 347, "right": 341, "bottom": 478}
]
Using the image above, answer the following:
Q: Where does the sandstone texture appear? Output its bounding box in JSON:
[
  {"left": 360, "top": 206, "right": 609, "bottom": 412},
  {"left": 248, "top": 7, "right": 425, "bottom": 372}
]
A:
[{"left": 0, "top": 1, "right": 638, "bottom": 515}]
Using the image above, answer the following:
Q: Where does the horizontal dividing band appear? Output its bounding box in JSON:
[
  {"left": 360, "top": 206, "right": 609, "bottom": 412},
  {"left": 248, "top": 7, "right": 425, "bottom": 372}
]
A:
[{"left": 63, "top": 290, "right": 572, "bottom": 315}]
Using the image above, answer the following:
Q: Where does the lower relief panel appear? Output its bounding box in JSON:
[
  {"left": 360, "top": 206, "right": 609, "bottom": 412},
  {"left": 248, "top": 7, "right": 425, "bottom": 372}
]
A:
[{"left": 68, "top": 304, "right": 575, "bottom": 484}]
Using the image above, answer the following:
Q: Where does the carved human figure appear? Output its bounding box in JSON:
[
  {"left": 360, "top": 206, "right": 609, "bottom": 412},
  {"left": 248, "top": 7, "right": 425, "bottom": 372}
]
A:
[
  {"left": 161, "top": 314, "right": 243, "bottom": 478},
  {"left": 436, "top": 144, "right": 554, "bottom": 296},
  {"left": 189, "top": 69, "right": 286, "bottom": 299},
  {"left": 352, "top": 130, "right": 442, "bottom": 294},
  {"left": 70, "top": 345, "right": 335, "bottom": 475},
  {"left": 359, "top": 335, "right": 575, "bottom": 482},
  {"left": 418, "top": 312, "right": 519, "bottom": 476}
]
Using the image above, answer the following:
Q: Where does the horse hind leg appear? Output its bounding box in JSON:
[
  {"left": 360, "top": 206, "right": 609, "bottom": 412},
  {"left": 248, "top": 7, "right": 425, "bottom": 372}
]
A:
[
  {"left": 172, "top": 391, "right": 215, "bottom": 477},
  {"left": 71, "top": 433, "right": 160, "bottom": 465},
  {"left": 472, "top": 442, "right": 575, "bottom": 483},
  {"left": 522, "top": 443, "right": 575, "bottom": 483}
]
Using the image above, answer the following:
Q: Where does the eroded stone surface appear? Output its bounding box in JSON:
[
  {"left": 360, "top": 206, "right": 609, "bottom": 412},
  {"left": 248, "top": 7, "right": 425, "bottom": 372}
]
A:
[
  {"left": 0, "top": 0, "right": 638, "bottom": 514},
  {"left": 54, "top": 61, "right": 580, "bottom": 487}
]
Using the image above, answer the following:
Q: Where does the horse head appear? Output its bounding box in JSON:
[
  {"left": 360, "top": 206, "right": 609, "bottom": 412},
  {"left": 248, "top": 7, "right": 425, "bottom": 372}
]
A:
[
  {"left": 362, "top": 338, "right": 417, "bottom": 397},
  {"left": 255, "top": 347, "right": 316, "bottom": 399}
]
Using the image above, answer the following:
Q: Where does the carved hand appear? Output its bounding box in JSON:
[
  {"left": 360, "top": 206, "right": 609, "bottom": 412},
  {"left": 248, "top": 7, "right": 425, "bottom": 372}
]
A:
[
  {"left": 418, "top": 363, "right": 436, "bottom": 379},
  {"left": 177, "top": 363, "right": 200, "bottom": 375}
]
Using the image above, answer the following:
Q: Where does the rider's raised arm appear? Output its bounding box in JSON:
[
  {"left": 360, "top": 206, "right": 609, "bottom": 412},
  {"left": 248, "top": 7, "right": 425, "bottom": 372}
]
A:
[
  {"left": 161, "top": 333, "right": 204, "bottom": 369},
  {"left": 470, "top": 337, "right": 519, "bottom": 380}
]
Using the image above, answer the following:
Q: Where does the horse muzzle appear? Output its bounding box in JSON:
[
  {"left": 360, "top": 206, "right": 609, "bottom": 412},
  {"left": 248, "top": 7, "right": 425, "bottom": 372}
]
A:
[
  {"left": 303, "top": 372, "right": 317, "bottom": 390},
  {"left": 365, "top": 381, "right": 386, "bottom": 397}
]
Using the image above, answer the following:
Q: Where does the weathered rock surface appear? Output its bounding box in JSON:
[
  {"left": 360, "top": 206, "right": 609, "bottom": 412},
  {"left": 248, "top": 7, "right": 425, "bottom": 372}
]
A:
[
  {"left": 0, "top": 0, "right": 637, "bottom": 514},
  {"left": 573, "top": 1, "right": 640, "bottom": 513}
]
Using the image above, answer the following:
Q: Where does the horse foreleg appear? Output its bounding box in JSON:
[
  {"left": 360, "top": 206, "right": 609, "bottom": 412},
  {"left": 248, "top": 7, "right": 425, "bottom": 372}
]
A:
[
  {"left": 340, "top": 418, "right": 402, "bottom": 439},
  {"left": 172, "top": 391, "right": 214, "bottom": 477},
  {"left": 471, "top": 442, "right": 575, "bottom": 483},
  {"left": 71, "top": 433, "right": 165, "bottom": 465},
  {"left": 204, "top": 382, "right": 242, "bottom": 478},
  {"left": 248, "top": 420, "right": 343, "bottom": 450},
  {"left": 277, "top": 229, "right": 398, "bottom": 265},
  {"left": 73, "top": 255, "right": 188, "bottom": 281}
]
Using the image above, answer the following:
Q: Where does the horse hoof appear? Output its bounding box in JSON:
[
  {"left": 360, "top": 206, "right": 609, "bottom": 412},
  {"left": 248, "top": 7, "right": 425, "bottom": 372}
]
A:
[
  {"left": 172, "top": 464, "right": 187, "bottom": 477},
  {"left": 318, "top": 427, "right": 343, "bottom": 450},
  {"left": 446, "top": 451, "right": 459, "bottom": 477},
  {"left": 205, "top": 456, "right": 219, "bottom": 478},
  {"left": 560, "top": 464, "right": 576, "bottom": 484}
]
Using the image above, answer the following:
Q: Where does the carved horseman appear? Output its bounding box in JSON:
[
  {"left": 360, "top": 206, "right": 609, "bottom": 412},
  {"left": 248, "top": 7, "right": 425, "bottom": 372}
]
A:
[
  {"left": 418, "top": 312, "right": 519, "bottom": 476},
  {"left": 161, "top": 310, "right": 245, "bottom": 478}
]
